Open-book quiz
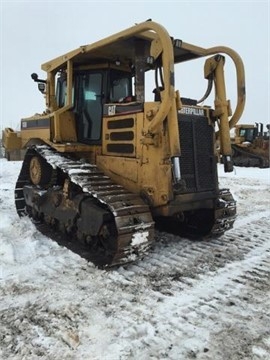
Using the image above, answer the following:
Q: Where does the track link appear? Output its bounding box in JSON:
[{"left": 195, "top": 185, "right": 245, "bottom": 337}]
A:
[{"left": 211, "top": 188, "right": 236, "bottom": 236}]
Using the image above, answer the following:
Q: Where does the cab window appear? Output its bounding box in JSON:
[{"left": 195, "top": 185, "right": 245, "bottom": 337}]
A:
[
  {"left": 56, "top": 74, "right": 67, "bottom": 108},
  {"left": 109, "top": 70, "right": 132, "bottom": 102}
]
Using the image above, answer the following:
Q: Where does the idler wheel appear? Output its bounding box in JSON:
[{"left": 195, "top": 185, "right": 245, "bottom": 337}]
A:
[
  {"left": 29, "top": 155, "right": 54, "bottom": 187},
  {"left": 29, "top": 156, "right": 42, "bottom": 185}
]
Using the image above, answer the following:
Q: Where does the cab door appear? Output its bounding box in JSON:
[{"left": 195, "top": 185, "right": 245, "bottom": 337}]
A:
[{"left": 76, "top": 72, "right": 103, "bottom": 144}]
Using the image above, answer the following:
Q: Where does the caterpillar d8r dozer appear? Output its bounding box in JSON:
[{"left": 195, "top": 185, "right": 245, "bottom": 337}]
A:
[{"left": 15, "top": 20, "right": 246, "bottom": 267}]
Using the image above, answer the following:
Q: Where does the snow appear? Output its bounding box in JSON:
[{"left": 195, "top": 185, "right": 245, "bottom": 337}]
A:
[
  {"left": 0, "top": 158, "right": 270, "bottom": 360},
  {"left": 131, "top": 231, "right": 149, "bottom": 246}
]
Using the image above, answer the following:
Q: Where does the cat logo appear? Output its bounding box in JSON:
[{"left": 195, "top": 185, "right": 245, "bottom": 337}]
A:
[{"left": 179, "top": 107, "right": 205, "bottom": 116}]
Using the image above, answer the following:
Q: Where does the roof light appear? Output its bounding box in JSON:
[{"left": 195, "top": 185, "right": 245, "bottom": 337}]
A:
[
  {"left": 173, "top": 39, "right": 182, "bottom": 48},
  {"left": 146, "top": 56, "right": 155, "bottom": 65}
]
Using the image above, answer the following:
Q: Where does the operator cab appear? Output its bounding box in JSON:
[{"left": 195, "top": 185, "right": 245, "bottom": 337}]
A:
[
  {"left": 56, "top": 68, "right": 133, "bottom": 144},
  {"left": 239, "top": 127, "right": 257, "bottom": 142}
]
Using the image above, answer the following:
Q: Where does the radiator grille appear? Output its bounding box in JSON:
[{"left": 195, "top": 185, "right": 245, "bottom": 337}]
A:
[{"left": 179, "top": 114, "right": 216, "bottom": 193}]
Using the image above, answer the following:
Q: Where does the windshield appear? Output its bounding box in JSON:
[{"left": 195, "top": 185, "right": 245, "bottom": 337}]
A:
[{"left": 239, "top": 128, "right": 256, "bottom": 142}]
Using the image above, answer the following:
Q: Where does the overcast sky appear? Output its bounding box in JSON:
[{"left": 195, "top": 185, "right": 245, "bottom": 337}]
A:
[{"left": 0, "top": 0, "right": 269, "bottom": 131}]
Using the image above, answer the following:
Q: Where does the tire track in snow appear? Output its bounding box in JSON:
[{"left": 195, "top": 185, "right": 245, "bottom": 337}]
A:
[
  {"left": 116, "top": 217, "right": 269, "bottom": 286},
  {"left": 0, "top": 217, "right": 269, "bottom": 359},
  {"left": 102, "top": 218, "right": 270, "bottom": 359}
]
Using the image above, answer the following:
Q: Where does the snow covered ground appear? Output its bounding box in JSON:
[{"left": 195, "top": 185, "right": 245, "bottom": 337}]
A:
[{"left": 0, "top": 158, "right": 269, "bottom": 360}]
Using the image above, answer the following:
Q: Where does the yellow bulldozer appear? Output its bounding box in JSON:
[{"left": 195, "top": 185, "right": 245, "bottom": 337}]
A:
[
  {"left": 230, "top": 123, "right": 269, "bottom": 168},
  {"left": 4, "top": 20, "right": 246, "bottom": 267}
]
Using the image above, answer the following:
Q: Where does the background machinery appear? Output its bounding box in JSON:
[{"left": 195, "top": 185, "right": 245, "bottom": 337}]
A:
[
  {"left": 10, "top": 20, "right": 246, "bottom": 267},
  {"left": 230, "top": 123, "right": 269, "bottom": 168}
]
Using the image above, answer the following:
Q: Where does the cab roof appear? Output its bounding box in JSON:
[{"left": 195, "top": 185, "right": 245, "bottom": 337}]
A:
[{"left": 41, "top": 20, "right": 207, "bottom": 73}]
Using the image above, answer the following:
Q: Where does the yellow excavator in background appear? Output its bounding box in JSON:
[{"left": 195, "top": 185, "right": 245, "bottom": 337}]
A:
[
  {"left": 230, "top": 123, "right": 269, "bottom": 168},
  {"left": 3, "top": 20, "right": 246, "bottom": 267}
]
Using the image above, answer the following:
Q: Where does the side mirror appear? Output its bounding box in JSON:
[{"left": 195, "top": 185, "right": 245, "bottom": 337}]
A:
[
  {"left": 38, "top": 83, "right": 46, "bottom": 94},
  {"left": 31, "top": 73, "right": 46, "bottom": 93}
]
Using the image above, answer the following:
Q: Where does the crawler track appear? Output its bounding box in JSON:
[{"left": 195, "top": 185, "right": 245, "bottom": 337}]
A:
[
  {"left": 231, "top": 144, "right": 269, "bottom": 168},
  {"left": 15, "top": 145, "right": 155, "bottom": 267}
]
